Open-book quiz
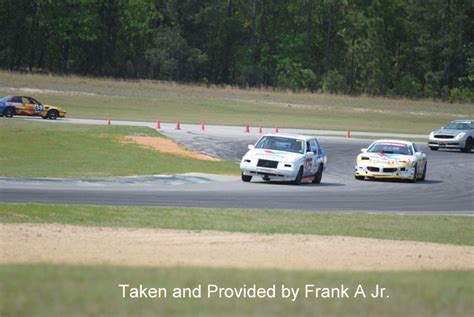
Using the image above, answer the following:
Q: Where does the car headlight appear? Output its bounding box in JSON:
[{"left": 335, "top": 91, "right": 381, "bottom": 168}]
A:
[
  {"left": 429, "top": 132, "right": 434, "bottom": 138},
  {"left": 397, "top": 158, "right": 411, "bottom": 165},
  {"left": 455, "top": 132, "right": 466, "bottom": 139}
]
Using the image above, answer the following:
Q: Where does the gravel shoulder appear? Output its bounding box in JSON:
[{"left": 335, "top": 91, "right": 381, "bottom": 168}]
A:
[{"left": 2, "top": 223, "right": 472, "bottom": 271}]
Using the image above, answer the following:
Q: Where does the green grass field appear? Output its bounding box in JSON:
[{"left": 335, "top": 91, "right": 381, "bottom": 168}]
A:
[
  {"left": 1, "top": 71, "right": 473, "bottom": 133},
  {"left": 1, "top": 203, "right": 472, "bottom": 245},
  {"left": 1, "top": 264, "right": 472, "bottom": 317},
  {"left": 0, "top": 119, "right": 238, "bottom": 177}
]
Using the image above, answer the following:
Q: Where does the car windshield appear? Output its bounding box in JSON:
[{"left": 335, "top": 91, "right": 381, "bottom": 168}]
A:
[
  {"left": 444, "top": 121, "right": 473, "bottom": 130},
  {"left": 255, "top": 136, "right": 305, "bottom": 154},
  {"left": 368, "top": 142, "right": 413, "bottom": 155}
]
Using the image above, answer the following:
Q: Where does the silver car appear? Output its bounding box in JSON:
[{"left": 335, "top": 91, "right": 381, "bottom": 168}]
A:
[{"left": 428, "top": 120, "right": 473, "bottom": 152}]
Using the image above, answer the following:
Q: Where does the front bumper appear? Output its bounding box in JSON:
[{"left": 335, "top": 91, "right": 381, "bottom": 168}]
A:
[
  {"left": 355, "top": 164, "right": 415, "bottom": 179},
  {"left": 240, "top": 161, "right": 297, "bottom": 181},
  {"left": 428, "top": 137, "right": 465, "bottom": 149}
]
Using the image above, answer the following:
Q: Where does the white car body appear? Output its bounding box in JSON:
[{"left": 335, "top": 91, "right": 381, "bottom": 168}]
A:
[
  {"left": 354, "top": 140, "right": 427, "bottom": 182},
  {"left": 240, "top": 134, "right": 327, "bottom": 184}
]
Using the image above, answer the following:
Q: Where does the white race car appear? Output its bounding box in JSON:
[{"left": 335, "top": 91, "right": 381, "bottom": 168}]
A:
[
  {"left": 240, "top": 134, "right": 327, "bottom": 185},
  {"left": 354, "top": 140, "right": 427, "bottom": 182}
]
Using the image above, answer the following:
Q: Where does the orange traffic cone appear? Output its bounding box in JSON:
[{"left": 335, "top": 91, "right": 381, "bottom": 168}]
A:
[
  {"left": 201, "top": 121, "right": 205, "bottom": 131},
  {"left": 346, "top": 129, "right": 351, "bottom": 139},
  {"left": 156, "top": 119, "right": 161, "bottom": 129},
  {"left": 176, "top": 120, "right": 181, "bottom": 130},
  {"left": 245, "top": 124, "right": 250, "bottom": 133},
  {"left": 108, "top": 118, "right": 111, "bottom": 125},
  {"left": 275, "top": 126, "right": 279, "bottom": 133}
]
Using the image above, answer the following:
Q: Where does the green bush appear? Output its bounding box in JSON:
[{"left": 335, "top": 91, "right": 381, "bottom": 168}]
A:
[{"left": 322, "top": 70, "right": 346, "bottom": 94}]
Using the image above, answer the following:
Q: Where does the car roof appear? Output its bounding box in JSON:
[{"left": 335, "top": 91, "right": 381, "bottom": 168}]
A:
[
  {"left": 451, "top": 120, "right": 473, "bottom": 123},
  {"left": 371, "top": 139, "right": 414, "bottom": 146},
  {"left": 262, "top": 133, "right": 314, "bottom": 141}
]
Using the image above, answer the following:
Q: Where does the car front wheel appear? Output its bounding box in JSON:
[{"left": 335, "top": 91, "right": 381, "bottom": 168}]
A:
[
  {"left": 429, "top": 146, "right": 438, "bottom": 151},
  {"left": 420, "top": 162, "right": 427, "bottom": 181},
  {"left": 409, "top": 164, "right": 418, "bottom": 183},
  {"left": 293, "top": 167, "right": 303, "bottom": 185},
  {"left": 462, "top": 138, "right": 472, "bottom": 153},
  {"left": 241, "top": 173, "right": 252, "bottom": 182},
  {"left": 48, "top": 109, "right": 59, "bottom": 120}
]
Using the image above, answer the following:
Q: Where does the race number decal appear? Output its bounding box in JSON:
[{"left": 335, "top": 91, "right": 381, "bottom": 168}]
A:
[
  {"left": 35, "top": 104, "right": 44, "bottom": 112},
  {"left": 305, "top": 158, "right": 313, "bottom": 171}
]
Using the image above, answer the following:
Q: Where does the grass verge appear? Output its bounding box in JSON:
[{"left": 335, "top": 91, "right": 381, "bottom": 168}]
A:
[
  {"left": 1, "top": 264, "right": 472, "bottom": 317},
  {"left": 1, "top": 71, "right": 473, "bottom": 133},
  {"left": 1, "top": 203, "right": 472, "bottom": 245},
  {"left": 0, "top": 119, "right": 238, "bottom": 177}
]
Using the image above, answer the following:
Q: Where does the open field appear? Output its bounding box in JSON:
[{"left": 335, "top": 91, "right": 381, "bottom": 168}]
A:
[
  {"left": 1, "top": 264, "right": 472, "bottom": 317},
  {"left": 0, "top": 120, "right": 238, "bottom": 177},
  {"left": 1, "top": 71, "right": 473, "bottom": 133},
  {"left": 1, "top": 203, "right": 472, "bottom": 245}
]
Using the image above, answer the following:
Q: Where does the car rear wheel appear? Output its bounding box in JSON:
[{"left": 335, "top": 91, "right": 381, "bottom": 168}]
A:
[
  {"left": 312, "top": 164, "right": 323, "bottom": 184},
  {"left": 48, "top": 109, "right": 59, "bottom": 120},
  {"left": 3, "top": 107, "right": 14, "bottom": 118},
  {"left": 429, "top": 146, "right": 438, "bottom": 151},
  {"left": 462, "top": 138, "right": 472, "bottom": 153},
  {"left": 241, "top": 173, "right": 252, "bottom": 182},
  {"left": 293, "top": 167, "right": 303, "bottom": 185}
]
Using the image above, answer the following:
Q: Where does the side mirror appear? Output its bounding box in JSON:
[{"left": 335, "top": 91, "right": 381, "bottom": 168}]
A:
[
  {"left": 361, "top": 148, "right": 367, "bottom": 153},
  {"left": 248, "top": 144, "right": 255, "bottom": 150}
]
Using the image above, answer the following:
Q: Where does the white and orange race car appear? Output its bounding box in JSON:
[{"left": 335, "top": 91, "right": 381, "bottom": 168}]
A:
[{"left": 354, "top": 140, "right": 427, "bottom": 182}]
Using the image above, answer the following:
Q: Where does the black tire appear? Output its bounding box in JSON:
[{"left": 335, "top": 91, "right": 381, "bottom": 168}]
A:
[
  {"left": 420, "top": 162, "right": 427, "bottom": 181},
  {"left": 312, "top": 164, "right": 323, "bottom": 184},
  {"left": 409, "top": 163, "right": 418, "bottom": 183},
  {"left": 293, "top": 167, "right": 303, "bottom": 185},
  {"left": 241, "top": 173, "right": 252, "bottom": 182},
  {"left": 355, "top": 175, "right": 365, "bottom": 180},
  {"left": 42, "top": 115, "right": 48, "bottom": 119},
  {"left": 462, "top": 138, "right": 472, "bottom": 153},
  {"left": 48, "top": 109, "right": 59, "bottom": 120},
  {"left": 3, "top": 107, "right": 14, "bottom": 118},
  {"left": 429, "top": 146, "right": 438, "bottom": 151}
]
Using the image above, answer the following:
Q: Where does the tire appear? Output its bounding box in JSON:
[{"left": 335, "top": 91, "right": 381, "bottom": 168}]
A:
[
  {"left": 42, "top": 115, "right": 48, "bottom": 119},
  {"left": 429, "top": 146, "right": 438, "bottom": 151},
  {"left": 420, "top": 162, "right": 427, "bottom": 181},
  {"left": 241, "top": 173, "right": 252, "bottom": 183},
  {"left": 355, "top": 175, "right": 365, "bottom": 180},
  {"left": 461, "top": 137, "right": 472, "bottom": 153},
  {"left": 293, "top": 167, "right": 303, "bottom": 185},
  {"left": 312, "top": 164, "right": 323, "bottom": 184},
  {"left": 48, "top": 109, "right": 59, "bottom": 120},
  {"left": 3, "top": 107, "right": 14, "bottom": 118},
  {"left": 409, "top": 163, "right": 418, "bottom": 183}
]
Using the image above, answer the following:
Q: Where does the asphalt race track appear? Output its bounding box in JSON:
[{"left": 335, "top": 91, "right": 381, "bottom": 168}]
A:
[{"left": 1, "top": 119, "right": 473, "bottom": 214}]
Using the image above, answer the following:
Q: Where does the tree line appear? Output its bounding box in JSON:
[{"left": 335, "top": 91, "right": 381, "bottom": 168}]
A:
[{"left": 1, "top": 0, "right": 472, "bottom": 100}]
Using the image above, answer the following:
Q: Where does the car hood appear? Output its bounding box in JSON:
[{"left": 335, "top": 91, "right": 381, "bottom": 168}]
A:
[
  {"left": 244, "top": 149, "right": 303, "bottom": 162},
  {"left": 358, "top": 152, "right": 414, "bottom": 165},
  {"left": 44, "top": 104, "right": 65, "bottom": 111},
  {"left": 433, "top": 128, "right": 466, "bottom": 135}
]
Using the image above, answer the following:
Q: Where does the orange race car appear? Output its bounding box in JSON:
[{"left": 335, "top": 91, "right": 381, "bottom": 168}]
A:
[{"left": 0, "top": 95, "right": 66, "bottom": 120}]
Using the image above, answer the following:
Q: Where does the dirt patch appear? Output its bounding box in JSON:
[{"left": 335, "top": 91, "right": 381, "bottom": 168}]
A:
[
  {"left": 120, "top": 136, "right": 220, "bottom": 161},
  {"left": 2, "top": 223, "right": 473, "bottom": 271}
]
